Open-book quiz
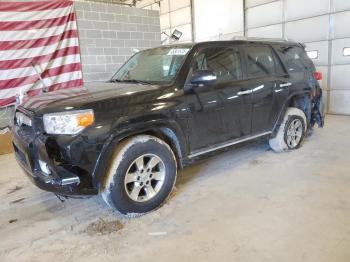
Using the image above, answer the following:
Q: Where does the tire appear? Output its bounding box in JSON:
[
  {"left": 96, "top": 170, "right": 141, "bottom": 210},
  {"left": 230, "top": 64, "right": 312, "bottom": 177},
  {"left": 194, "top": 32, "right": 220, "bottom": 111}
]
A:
[
  {"left": 269, "top": 107, "right": 307, "bottom": 152},
  {"left": 102, "top": 135, "right": 177, "bottom": 216}
]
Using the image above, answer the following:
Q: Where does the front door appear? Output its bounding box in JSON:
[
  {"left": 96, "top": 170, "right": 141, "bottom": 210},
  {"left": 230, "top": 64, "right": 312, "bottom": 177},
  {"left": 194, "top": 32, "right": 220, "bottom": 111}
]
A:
[{"left": 186, "top": 45, "right": 252, "bottom": 152}]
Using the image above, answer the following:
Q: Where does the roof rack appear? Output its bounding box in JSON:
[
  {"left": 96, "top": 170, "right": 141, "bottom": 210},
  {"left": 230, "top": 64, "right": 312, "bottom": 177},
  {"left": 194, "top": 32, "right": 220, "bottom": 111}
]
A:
[{"left": 232, "top": 36, "right": 293, "bottom": 42}]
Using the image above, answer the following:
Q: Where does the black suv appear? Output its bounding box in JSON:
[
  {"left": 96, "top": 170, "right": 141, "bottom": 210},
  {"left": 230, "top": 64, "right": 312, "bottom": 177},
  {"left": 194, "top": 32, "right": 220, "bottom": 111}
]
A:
[{"left": 12, "top": 40, "right": 323, "bottom": 215}]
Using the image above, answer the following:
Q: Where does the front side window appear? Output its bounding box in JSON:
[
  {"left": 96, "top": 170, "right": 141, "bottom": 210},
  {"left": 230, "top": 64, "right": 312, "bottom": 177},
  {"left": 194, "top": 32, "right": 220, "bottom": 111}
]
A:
[
  {"left": 193, "top": 47, "right": 242, "bottom": 83},
  {"left": 112, "top": 46, "right": 191, "bottom": 83},
  {"left": 244, "top": 46, "right": 283, "bottom": 78}
]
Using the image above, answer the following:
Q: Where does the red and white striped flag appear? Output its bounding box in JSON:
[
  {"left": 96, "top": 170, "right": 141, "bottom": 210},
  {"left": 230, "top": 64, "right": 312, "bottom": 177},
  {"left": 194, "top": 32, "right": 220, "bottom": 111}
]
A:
[{"left": 0, "top": 1, "right": 83, "bottom": 108}]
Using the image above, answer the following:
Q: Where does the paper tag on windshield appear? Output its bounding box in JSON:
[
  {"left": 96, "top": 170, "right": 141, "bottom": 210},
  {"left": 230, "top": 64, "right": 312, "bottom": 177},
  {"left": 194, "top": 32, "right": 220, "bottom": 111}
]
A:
[{"left": 167, "top": 48, "right": 190, "bottom": 56}]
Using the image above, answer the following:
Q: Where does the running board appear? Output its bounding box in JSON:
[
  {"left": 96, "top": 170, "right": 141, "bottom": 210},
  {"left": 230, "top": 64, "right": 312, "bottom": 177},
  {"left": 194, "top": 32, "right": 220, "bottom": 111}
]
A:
[{"left": 188, "top": 131, "right": 272, "bottom": 159}]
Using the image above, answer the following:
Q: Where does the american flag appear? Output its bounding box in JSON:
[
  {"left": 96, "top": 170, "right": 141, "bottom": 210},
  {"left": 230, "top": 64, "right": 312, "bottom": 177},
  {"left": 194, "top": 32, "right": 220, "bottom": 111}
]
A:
[{"left": 0, "top": 1, "right": 83, "bottom": 108}]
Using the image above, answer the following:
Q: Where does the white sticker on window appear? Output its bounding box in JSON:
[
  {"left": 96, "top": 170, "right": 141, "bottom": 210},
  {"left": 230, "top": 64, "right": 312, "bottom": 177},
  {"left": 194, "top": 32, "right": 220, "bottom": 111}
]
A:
[
  {"left": 167, "top": 48, "right": 190, "bottom": 56},
  {"left": 344, "top": 47, "right": 350, "bottom": 56},
  {"left": 307, "top": 50, "right": 318, "bottom": 59}
]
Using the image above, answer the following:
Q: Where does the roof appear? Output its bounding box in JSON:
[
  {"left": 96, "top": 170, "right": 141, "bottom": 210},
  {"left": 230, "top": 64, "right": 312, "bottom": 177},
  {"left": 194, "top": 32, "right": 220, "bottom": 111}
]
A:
[
  {"left": 160, "top": 38, "right": 301, "bottom": 49},
  {"left": 144, "top": 38, "right": 302, "bottom": 53}
]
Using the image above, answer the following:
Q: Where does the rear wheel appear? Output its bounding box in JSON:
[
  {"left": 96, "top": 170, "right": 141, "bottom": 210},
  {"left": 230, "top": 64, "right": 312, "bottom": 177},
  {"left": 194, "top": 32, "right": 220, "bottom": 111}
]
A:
[
  {"left": 269, "top": 107, "right": 307, "bottom": 152},
  {"left": 102, "top": 135, "right": 177, "bottom": 216},
  {"left": 285, "top": 118, "right": 304, "bottom": 148}
]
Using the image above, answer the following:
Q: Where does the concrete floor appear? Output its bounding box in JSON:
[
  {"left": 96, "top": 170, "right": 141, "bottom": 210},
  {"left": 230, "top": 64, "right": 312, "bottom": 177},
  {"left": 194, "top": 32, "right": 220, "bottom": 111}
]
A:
[{"left": 1, "top": 115, "right": 350, "bottom": 262}]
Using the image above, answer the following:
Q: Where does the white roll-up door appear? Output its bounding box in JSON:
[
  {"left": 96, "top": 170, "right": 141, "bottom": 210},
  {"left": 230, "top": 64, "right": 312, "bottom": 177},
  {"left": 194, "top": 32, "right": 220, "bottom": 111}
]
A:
[{"left": 246, "top": 0, "right": 350, "bottom": 115}]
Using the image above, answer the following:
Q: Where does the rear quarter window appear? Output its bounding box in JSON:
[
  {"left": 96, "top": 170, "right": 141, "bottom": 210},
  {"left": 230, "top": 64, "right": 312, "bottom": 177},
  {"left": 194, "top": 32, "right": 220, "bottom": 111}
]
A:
[{"left": 275, "top": 45, "right": 315, "bottom": 73}]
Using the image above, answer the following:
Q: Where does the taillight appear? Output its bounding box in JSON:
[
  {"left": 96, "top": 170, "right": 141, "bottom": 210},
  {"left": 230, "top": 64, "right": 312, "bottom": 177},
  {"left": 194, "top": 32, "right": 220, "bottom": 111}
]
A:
[{"left": 313, "top": 71, "right": 322, "bottom": 81}]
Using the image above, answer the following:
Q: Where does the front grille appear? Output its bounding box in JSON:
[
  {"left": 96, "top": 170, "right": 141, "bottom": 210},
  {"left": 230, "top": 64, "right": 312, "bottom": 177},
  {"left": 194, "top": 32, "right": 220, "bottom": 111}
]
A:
[
  {"left": 18, "top": 125, "right": 34, "bottom": 140},
  {"left": 15, "top": 111, "right": 32, "bottom": 127},
  {"left": 13, "top": 143, "right": 28, "bottom": 167},
  {"left": 14, "top": 109, "right": 38, "bottom": 171},
  {"left": 15, "top": 110, "right": 36, "bottom": 139}
]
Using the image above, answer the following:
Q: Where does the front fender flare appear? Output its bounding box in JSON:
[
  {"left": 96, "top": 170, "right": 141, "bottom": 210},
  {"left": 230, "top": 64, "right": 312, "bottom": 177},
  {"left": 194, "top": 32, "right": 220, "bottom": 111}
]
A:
[{"left": 91, "top": 118, "right": 188, "bottom": 189}]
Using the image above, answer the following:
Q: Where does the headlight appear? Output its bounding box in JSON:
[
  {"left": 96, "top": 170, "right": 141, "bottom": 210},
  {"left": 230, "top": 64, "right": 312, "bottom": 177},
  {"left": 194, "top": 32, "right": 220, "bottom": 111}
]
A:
[{"left": 43, "top": 109, "right": 94, "bottom": 135}]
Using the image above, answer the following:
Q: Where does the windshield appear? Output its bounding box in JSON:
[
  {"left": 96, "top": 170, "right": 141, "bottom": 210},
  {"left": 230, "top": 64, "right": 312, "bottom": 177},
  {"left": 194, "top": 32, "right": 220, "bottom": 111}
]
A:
[{"left": 111, "top": 46, "right": 191, "bottom": 83}]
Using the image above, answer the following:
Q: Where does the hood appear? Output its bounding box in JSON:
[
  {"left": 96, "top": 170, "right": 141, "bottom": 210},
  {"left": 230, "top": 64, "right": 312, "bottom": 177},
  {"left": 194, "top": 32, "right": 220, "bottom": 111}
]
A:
[{"left": 20, "top": 82, "right": 161, "bottom": 114}]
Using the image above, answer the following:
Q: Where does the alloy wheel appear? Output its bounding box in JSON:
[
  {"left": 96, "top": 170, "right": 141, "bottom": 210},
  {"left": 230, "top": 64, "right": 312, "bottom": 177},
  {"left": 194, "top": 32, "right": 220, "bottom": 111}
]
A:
[
  {"left": 124, "top": 154, "right": 165, "bottom": 202},
  {"left": 286, "top": 119, "right": 303, "bottom": 148}
]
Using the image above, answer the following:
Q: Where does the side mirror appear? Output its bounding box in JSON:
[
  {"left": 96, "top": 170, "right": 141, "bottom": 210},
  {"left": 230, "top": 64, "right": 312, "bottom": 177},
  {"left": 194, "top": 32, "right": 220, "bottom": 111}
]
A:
[{"left": 191, "top": 70, "right": 217, "bottom": 86}]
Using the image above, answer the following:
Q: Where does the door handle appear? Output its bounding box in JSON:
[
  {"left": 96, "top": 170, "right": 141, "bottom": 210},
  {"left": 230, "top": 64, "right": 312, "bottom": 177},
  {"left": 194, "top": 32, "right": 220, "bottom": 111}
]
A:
[
  {"left": 280, "top": 82, "right": 292, "bottom": 88},
  {"left": 237, "top": 90, "right": 253, "bottom": 96}
]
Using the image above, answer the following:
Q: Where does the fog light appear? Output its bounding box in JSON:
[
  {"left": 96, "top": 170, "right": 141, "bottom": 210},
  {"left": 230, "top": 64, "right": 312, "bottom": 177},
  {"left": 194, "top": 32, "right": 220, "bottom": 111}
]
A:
[{"left": 39, "top": 160, "right": 51, "bottom": 175}]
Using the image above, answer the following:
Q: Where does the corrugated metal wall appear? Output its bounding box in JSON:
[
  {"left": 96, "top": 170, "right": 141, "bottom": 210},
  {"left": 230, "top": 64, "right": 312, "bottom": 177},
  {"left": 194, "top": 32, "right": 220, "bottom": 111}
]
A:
[
  {"left": 194, "top": 0, "right": 244, "bottom": 41},
  {"left": 137, "top": 0, "right": 193, "bottom": 43},
  {"left": 246, "top": 0, "right": 350, "bottom": 115},
  {"left": 138, "top": 0, "right": 244, "bottom": 43},
  {"left": 159, "top": 0, "right": 192, "bottom": 43}
]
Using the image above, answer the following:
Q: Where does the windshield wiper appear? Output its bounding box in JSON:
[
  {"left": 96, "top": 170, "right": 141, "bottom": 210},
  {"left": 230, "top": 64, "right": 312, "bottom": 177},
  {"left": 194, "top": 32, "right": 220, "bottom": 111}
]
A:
[{"left": 110, "top": 79, "right": 153, "bottom": 85}]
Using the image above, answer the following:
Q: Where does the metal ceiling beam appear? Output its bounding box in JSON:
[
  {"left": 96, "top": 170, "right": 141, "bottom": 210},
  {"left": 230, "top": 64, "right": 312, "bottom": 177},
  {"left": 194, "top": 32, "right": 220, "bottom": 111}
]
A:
[{"left": 81, "top": 0, "right": 135, "bottom": 7}]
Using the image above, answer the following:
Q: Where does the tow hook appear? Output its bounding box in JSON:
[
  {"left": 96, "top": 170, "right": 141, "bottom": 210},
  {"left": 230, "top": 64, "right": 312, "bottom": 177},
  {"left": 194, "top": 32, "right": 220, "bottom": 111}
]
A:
[{"left": 55, "top": 194, "right": 67, "bottom": 203}]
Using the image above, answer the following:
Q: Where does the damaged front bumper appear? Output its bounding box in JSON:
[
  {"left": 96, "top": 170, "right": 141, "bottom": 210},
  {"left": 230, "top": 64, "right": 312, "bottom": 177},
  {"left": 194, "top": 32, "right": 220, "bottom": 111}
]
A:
[{"left": 12, "top": 123, "right": 98, "bottom": 196}]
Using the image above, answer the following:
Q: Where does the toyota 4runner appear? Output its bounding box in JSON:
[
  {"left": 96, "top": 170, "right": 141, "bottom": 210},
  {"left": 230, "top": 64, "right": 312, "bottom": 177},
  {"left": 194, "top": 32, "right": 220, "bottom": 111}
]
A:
[{"left": 12, "top": 40, "right": 324, "bottom": 215}]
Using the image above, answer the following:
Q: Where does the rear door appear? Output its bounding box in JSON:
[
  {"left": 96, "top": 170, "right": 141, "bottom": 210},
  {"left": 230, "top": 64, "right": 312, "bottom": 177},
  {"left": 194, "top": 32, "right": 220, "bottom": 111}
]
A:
[{"left": 242, "top": 45, "right": 290, "bottom": 133}]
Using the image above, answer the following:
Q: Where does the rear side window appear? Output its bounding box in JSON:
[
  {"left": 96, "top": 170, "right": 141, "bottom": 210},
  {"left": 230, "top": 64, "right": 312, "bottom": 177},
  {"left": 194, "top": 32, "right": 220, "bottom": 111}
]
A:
[
  {"left": 194, "top": 47, "right": 242, "bottom": 83},
  {"left": 244, "top": 46, "right": 284, "bottom": 78},
  {"left": 276, "top": 45, "right": 315, "bottom": 73}
]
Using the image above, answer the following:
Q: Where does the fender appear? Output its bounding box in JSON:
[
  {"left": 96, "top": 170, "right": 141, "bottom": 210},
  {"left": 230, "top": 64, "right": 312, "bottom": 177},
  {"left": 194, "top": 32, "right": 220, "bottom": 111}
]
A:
[
  {"left": 91, "top": 117, "right": 188, "bottom": 189},
  {"left": 272, "top": 90, "right": 311, "bottom": 137}
]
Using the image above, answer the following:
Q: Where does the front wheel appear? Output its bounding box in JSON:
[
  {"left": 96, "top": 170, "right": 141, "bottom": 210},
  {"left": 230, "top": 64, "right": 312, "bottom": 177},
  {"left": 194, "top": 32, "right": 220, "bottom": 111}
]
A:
[
  {"left": 269, "top": 107, "right": 307, "bottom": 152},
  {"left": 102, "top": 135, "right": 177, "bottom": 216}
]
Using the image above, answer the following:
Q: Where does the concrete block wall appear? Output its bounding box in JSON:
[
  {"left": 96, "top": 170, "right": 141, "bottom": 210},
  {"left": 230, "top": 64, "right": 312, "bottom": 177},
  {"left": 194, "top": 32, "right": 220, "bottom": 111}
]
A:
[{"left": 74, "top": 1, "right": 161, "bottom": 82}]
